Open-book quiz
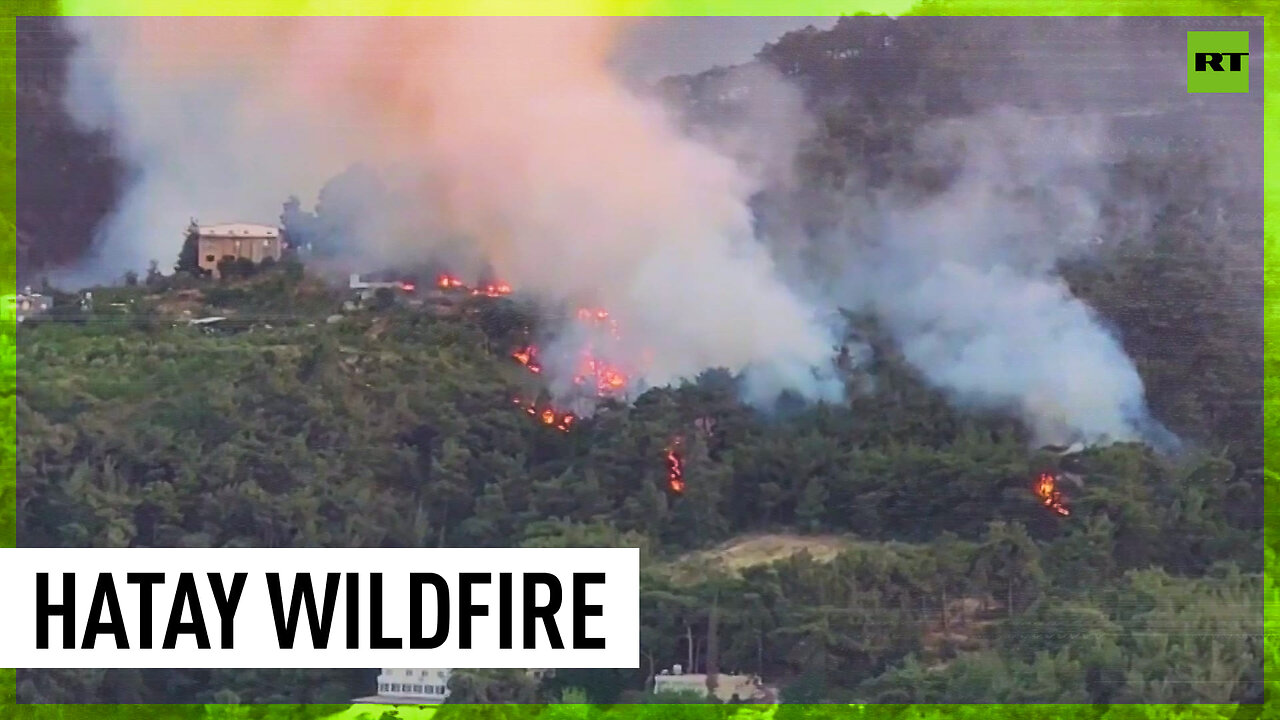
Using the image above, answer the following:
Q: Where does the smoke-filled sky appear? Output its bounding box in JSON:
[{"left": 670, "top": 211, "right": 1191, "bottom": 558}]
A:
[
  {"left": 54, "top": 16, "right": 1261, "bottom": 447},
  {"left": 800, "top": 109, "right": 1170, "bottom": 446},
  {"left": 63, "top": 16, "right": 843, "bottom": 406},
  {"left": 612, "top": 17, "right": 838, "bottom": 81}
]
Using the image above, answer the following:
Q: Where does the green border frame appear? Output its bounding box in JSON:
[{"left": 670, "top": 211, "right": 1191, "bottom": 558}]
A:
[{"left": 0, "top": 2, "right": 1275, "bottom": 718}]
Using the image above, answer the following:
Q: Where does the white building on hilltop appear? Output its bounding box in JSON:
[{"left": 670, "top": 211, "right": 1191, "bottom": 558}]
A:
[{"left": 192, "top": 222, "right": 283, "bottom": 278}]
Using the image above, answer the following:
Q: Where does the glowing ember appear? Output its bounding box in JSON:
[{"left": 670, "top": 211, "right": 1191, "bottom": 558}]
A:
[
  {"left": 472, "top": 283, "right": 513, "bottom": 298},
  {"left": 400, "top": 281, "right": 416, "bottom": 292},
  {"left": 1034, "top": 472, "right": 1070, "bottom": 516},
  {"left": 567, "top": 348, "right": 629, "bottom": 398},
  {"left": 506, "top": 295, "right": 638, "bottom": 422},
  {"left": 665, "top": 441, "right": 685, "bottom": 495},
  {"left": 513, "top": 397, "right": 575, "bottom": 432},
  {"left": 437, "top": 274, "right": 466, "bottom": 290},
  {"left": 574, "top": 307, "right": 621, "bottom": 338},
  {"left": 512, "top": 345, "right": 542, "bottom": 374}
]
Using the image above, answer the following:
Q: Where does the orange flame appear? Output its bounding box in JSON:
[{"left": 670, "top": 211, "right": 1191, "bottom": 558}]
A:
[
  {"left": 512, "top": 346, "right": 542, "bottom": 374},
  {"left": 513, "top": 396, "right": 576, "bottom": 432},
  {"left": 1034, "top": 473, "right": 1070, "bottom": 516},
  {"left": 473, "top": 283, "right": 513, "bottom": 298},
  {"left": 508, "top": 298, "right": 636, "bottom": 411},
  {"left": 665, "top": 442, "right": 685, "bottom": 495},
  {"left": 437, "top": 274, "right": 465, "bottom": 290}
]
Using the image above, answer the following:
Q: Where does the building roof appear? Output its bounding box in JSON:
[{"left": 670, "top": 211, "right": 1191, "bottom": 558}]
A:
[{"left": 196, "top": 223, "right": 280, "bottom": 238}]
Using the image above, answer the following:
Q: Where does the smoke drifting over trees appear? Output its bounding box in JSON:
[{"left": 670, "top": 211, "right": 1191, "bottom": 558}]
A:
[
  {"left": 13, "top": 14, "right": 1265, "bottom": 705},
  {"left": 54, "top": 17, "right": 843, "bottom": 413},
  {"left": 21, "top": 15, "right": 1263, "bottom": 450}
]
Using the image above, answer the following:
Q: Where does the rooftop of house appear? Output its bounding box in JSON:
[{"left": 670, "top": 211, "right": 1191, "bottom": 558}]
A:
[{"left": 196, "top": 223, "right": 281, "bottom": 238}]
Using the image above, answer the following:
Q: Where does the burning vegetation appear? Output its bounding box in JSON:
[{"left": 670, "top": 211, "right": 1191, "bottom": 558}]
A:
[
  {"left": 665, "top": 439, "right": 686, "bottom": 495},
  {"left": 436, "top": 274, "right": 465, "bottom": 290},
  {"left": 1034, "top": 472, "right": 1070, "bottom": 516},
  {"left": 512, "top": 345, "right": 542, "bottom": 374},
  {"left": 507, "top": 299, "right": 633, "bottom": 403},
  {"left": 443, "top": 271, "right": 685, "bottom": 497},
  {"left": 512, "top": 397, "right": 575, "bottom": 432},
  {"left": 436, "top": 273, "right": 512, "bottom": 298}
]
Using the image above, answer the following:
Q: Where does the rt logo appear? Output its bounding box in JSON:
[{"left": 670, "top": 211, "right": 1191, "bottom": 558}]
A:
[{"left": 1187, "top": 31, "right": 1249, "bottom": 93}]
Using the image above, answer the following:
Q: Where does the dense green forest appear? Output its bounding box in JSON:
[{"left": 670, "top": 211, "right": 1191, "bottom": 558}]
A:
[
  {"left": 13, "top": 13, "right": 1267, "bottom": 710},
  {"left": 14, "top": 250, "right": 1264, "bottom": 704}
]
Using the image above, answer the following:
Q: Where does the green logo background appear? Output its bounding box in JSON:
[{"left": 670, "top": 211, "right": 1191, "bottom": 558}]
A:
[{"left": 1187, "top": 30, "right": 1250, "bottom": 93}]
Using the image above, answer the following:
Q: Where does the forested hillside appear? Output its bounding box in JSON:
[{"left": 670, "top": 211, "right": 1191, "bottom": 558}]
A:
[
  {"left": 14, "top": 14, "right": 1264, "bottom": 708},
  {"left": 15, "top": 262, "right": 1263, "bottom": 704}
]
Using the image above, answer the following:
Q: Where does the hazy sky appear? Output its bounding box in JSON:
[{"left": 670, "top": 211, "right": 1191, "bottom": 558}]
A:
[{"left": 612, "top": 17, "right": 840, "bottom": 82}]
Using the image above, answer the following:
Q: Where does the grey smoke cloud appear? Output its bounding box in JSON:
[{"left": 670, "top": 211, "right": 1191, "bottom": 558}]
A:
[
  {"left": 806, "top": 107, "right": 1168, "bottom": 446},
  {"left": 57, "top": 16, "right": 1212, "bottom": 445},
  {"left": 59, "top": 17, "right": 842, "bottom": 407}
]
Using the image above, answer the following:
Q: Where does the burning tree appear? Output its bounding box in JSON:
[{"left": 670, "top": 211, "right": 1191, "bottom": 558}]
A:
[
  {"left": 512, "top": 396, "right": 575, "bottom": 432},
  {"left": 505, "top": 294, "right": 639, "bottom": 431},
  {"left": 665, "top": 440, "right": 686, "bottom": 495},
  {"left": 1034, "top": 472, "right": 1070, "bottom": 516}
]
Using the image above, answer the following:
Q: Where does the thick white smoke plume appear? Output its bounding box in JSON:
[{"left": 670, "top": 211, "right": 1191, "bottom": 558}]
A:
[
  {"left": 61, "top": 17, "right": 1171, "bottom": 445},
  {"left": 817, "top": 109, "right": 1172, "bottom": 447},
  {"left": 61, "top": 17, "right": 842, "bottom": 405}
]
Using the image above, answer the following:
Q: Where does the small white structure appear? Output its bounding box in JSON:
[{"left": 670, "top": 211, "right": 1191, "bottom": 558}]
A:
[
  {"left": 5, "top": 289, "right": 52, "bottom": 323},
  {"left": 351, "top": 668, "right": 452, "bottom": 705},
  {"left": 350, "top": 667, "right": 554, "bottom": 705},
  {"left": 653, "top": 665, "right": 776, "bottom": 703},
  {"left": 349, "top": 273, "right": 414, "bottom": 301}
]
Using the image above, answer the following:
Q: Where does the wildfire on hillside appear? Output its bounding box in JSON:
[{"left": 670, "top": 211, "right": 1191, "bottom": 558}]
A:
[
  {"left": 513, "top": 345, "right": 542, "bottom": 374},
  {"left": 484, "top": 276, "right": 642, "bottom": 428},
  {"left": 576, "top": 307, "right": 621, "bottom": 339},
  {"left": 512, "top": 397, "right": 575, "bottom": 432},
  {"left": 473, "top": 283, "right": 513, "bottom": 298},
  {"left": 1034, "top": 472, "right": 1070, "bottom": 516},
  {"left": 437, "top": 274, "right": 466, "bottom": 290},
  {"left": 436, "top": 273, "right": 512, "bottom": 298},
  {"left": 573, "top": 353, "right": 629, "bottom": 397},
  {"left": 510, "top": 302, "right": 633, "bottom": 400},
  {"left": 665, "top": 440, "right": 685, "bottom": 495}
]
